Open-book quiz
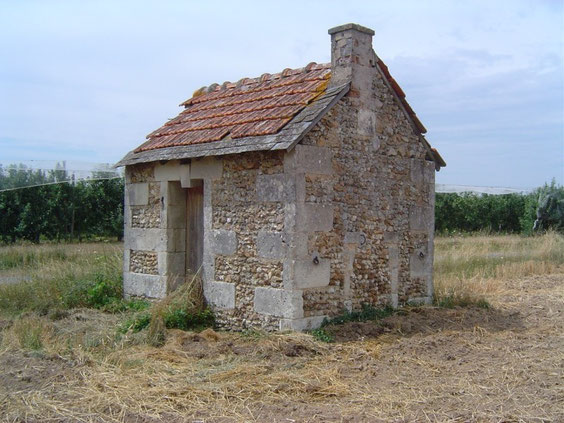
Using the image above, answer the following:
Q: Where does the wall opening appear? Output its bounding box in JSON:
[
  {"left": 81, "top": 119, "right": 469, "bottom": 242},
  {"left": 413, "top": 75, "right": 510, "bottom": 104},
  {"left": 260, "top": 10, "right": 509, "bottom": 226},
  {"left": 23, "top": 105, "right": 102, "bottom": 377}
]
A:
[{"left": 186, "top": 182, "right": 204, "bottom": 274}]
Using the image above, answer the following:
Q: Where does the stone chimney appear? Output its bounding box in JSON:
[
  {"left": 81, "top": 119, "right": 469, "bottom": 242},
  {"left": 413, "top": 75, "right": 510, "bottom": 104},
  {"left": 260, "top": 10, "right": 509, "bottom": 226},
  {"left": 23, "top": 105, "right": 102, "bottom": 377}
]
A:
[
  {"left": 328, "top": 23, "right": 378, "bottom": 137},
  {"left": 328, "top": 23, "right": 376, "bottom": 99}
]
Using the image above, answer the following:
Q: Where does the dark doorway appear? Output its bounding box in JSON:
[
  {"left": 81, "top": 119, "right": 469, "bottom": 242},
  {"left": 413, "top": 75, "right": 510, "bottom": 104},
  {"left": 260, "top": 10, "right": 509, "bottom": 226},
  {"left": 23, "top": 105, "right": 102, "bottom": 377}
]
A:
[{"left": 186, "top": 185, "right": 204, "bottom": 274}]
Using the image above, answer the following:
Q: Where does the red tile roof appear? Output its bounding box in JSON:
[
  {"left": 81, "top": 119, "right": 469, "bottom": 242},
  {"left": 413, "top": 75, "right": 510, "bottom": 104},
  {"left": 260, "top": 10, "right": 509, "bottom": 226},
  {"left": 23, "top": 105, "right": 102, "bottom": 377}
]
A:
[{"left": 135, "top": 63, "right": 331, "bottom": 153}]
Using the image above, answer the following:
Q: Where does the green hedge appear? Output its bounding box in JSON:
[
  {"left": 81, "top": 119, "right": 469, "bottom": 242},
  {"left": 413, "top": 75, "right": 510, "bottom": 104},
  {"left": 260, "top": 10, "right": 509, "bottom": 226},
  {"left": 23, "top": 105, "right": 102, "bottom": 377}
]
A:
[
  {"left": 0, "top": 164, "right": 123, "bottom": 243},
  {"left": 435, "top": 181, "right": 563, "bottom": 235}
]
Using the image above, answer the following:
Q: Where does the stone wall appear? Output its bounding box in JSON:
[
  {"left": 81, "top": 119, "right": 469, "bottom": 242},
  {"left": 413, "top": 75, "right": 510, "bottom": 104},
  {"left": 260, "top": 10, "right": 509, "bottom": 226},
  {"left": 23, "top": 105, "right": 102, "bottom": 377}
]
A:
[
  {"left": 210, "top": 151, "right": 289, "bottom": 330},
  {"left": 123, "top": 162, "right": 190, "bottom": 299},
  {"left": 289, "top": 41, "right": 436, "bottom": 321}
]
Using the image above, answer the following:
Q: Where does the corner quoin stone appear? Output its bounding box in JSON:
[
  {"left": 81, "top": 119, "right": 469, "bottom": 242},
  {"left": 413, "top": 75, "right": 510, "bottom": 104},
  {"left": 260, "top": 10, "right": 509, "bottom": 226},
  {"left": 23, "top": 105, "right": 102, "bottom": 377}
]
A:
[
  {"left": 256, "top": 174, "right": 295, "bottom": 202},
  {"left": 205, "top": 281, "right": 235, "bottom": 309},
  {"left": 254, "top": 287, "right": 303, "bottom": 319},
  {"left": 128, "top": 183, "right": 149, "bottom": 206},
  {"left": 294, "top": 258, "right": 331, "bottom": 289},
  {"left": 296, "top": 204, "right": 334, "bottom": 232}
]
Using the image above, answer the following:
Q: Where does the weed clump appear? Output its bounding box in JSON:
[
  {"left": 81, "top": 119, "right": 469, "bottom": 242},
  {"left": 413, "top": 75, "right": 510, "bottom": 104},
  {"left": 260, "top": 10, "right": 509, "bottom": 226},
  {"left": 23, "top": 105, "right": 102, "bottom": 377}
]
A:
[
  {"left": 3, "top": 315, "right": 54, "bottom": 351},
  {"left": 117, "top": 274, "right": 215, "bottom": 346},
  {"left": 311, "top": 304, "right": 395, "bottom": 343},
  {"left": 146, "top": 274, "right": 214, "bottom": 344}
]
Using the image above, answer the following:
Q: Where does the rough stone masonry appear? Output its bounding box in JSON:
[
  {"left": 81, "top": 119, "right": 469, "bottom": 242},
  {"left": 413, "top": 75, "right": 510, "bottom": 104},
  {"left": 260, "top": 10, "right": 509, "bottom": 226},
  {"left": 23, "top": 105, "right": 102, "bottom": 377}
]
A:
[{"left": 118, "top": 23, "right": 444, "bottom": 331}]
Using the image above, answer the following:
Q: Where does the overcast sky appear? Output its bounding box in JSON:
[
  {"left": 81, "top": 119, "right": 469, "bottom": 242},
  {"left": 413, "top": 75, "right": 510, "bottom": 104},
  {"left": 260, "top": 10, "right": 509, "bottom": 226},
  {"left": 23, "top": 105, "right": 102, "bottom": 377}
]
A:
[{"left": 1, "top": 0, "right": 562, "bottom": 189}]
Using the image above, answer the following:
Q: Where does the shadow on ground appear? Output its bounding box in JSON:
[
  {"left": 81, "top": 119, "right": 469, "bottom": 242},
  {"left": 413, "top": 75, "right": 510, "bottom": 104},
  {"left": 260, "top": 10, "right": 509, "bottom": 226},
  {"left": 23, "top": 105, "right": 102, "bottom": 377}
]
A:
[{"left": 325, "top": 305, "right": 525, "bottom": 342}]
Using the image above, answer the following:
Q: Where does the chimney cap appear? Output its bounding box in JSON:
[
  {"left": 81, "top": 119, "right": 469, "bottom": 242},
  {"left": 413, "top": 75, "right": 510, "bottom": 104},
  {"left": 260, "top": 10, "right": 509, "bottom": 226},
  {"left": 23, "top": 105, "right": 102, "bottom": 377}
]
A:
[{"left": 328, "top": 23, "right": 374, "bottom": 36}]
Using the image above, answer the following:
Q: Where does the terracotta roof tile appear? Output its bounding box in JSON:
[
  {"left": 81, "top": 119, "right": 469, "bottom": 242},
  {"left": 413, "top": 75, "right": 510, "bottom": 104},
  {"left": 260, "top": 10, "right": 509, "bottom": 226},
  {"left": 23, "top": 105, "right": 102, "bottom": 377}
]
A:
[{"left": 136, "top": 63, "right": 331, "bottom": 153}]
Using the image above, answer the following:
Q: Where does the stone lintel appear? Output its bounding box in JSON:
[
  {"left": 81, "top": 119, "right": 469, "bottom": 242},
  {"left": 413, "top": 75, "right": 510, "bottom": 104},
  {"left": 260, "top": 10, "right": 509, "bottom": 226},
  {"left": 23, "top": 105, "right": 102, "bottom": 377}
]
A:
[
  {"left": 190, "top": 157, "right": 223, "bottom": 180},
  {"left": 154, "top": 161, "right": 180, "bottom": 181}
]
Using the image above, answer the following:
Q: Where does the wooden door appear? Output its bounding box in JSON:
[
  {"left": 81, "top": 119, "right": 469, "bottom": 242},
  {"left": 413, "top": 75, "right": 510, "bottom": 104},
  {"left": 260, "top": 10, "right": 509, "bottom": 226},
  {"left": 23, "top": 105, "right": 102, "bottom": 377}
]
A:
[{"left": 186, "top": 185, "right": 204, "bottom": 275}]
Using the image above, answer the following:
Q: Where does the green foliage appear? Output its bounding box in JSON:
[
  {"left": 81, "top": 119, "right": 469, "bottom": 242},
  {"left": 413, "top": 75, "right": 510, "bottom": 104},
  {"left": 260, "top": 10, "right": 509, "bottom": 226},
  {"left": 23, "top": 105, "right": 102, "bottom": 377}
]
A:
[
  {"left": 119, "top": 312, "right": 152, "bottom": 334},
  {"left": 0, "top": 163, "right": 124, "bottom": 243},
  {"left": 11, "top": 316, "right": 50, "bottom": 350},
  {"left": 86, "top": 275, "right": 123, "bottom": 309},
  {"left": 0, "top": 247, "right": 123, "bottom": 316},
  {"left": 435, "top": 293, "right": 490, "bottom": 309},
  {"left": 310, "top": 304, "right": 394, "bottom": 343},
  {"left": 435, "top": 181, "right": 564, "bottom": 235},
  {"left": 311, "top": 328, "right": 335, "bottom": 343},
  {"left": 321, "top": 304, "right": 395, "bottom": 327},
  {"left": 533, "top": 180, "right": 564, "bottom": 232},
  {"left": 162, "top": 307, "right": 214, "bottom": 331}
]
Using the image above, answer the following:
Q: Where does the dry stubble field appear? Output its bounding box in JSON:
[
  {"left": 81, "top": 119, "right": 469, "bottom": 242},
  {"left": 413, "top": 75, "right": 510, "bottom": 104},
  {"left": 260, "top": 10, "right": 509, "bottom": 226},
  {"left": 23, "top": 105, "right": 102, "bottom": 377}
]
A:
[{"left": 0, "top": 234, "right": 563, "bottom": 422}]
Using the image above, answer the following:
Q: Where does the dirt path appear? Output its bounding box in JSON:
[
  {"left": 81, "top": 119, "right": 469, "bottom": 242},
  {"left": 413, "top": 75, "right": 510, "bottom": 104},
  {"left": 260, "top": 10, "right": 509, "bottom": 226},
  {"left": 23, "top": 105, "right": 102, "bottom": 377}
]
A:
[{"left": 1, "top": 273, "right": 563, "bottom": 422}]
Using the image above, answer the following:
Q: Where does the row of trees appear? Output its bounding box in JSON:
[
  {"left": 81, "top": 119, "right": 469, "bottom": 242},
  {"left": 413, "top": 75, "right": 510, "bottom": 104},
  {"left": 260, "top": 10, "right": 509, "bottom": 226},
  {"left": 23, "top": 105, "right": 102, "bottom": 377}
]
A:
[
  {"left": 0, "top": 164, "right": 562, "bottom": 243},
  {"left": 0, "top": 164, "right": 123, "bottom": 243},
  {"left": 435, "top": 181, "right": 564, "bottom": 234}
]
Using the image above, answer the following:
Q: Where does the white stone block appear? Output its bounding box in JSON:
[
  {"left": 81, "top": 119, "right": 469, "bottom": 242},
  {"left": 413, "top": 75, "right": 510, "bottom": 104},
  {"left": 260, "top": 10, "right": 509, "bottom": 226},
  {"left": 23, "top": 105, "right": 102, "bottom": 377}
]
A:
[
  {"left": 256, "top": 174, "right": 295, "bottom": 202},
  {"left": 190, "top": 157, "right": 223, "bottom": 180},
  {"left": 212, "top": 229, "right": 237, "bottom": 255},
  {"left": 296, "top": 204, "right": 334, "bottom": 232},
  {"left": 125, "top": 228, "right": 167, "bottom": 252},
  {"left": 409, "top": 206, "right": 433, "bottom": 232},
  {"left": 205, "top": 281, "right": 235, "bottom": 309},
  {"left": 257, "top": 231, "right": 286, "bottom": 259},
  {"left": 294, "top": 145, "right": 333, "bottom": 175},
  {"left": 123, "top": 272, "right": 166, "bottom": 298},
  {"left": 254, "top": 287, "right": 303, "bottom": 319},
  {"left": 294, "top": 258, "right": 331, "bottom": 289},
  {"left": 279, "top": 315, "right": 327, "bottom": 331},
  {"left": 154, "top": 161, "right": 181, "bottom": 182},
  {"left": 128, "top": 183, "right": 149, "bottom": 206}
]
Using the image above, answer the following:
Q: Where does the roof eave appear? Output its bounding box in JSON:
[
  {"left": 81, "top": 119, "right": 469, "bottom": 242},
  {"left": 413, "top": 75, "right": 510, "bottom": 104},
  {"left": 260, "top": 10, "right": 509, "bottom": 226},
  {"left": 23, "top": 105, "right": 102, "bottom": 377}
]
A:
[{"left": 115, "top": 82, "right": 350, "bottom": 167}]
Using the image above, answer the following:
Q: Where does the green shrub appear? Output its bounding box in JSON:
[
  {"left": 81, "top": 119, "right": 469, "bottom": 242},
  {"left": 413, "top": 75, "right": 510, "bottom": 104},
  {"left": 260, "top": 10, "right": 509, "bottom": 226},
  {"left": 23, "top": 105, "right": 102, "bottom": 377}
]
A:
[
  {"left": 86, "top": 275, "right": 123, "bottom": 309},
  {"left": 321, "top": 304, "right": 395, "bottom": 327},
  {"left": 434, "top": 292, "right": 490, "bottom": 309},
  {"left": 119, "top": 312, "right": 151, "bottom": 334},
  {"left": 311, "top": 328, "right": 334, "bottom": 343},
  {"left": 162, "top": 307, "right": 214, "bottom": 331}
]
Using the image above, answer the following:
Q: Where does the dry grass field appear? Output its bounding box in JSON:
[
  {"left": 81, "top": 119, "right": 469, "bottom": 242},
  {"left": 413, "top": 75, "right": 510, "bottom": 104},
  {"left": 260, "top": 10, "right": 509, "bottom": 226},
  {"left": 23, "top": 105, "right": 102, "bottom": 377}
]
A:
[{"left": 0, "top": 234, "right": 563, "bottom": 422}]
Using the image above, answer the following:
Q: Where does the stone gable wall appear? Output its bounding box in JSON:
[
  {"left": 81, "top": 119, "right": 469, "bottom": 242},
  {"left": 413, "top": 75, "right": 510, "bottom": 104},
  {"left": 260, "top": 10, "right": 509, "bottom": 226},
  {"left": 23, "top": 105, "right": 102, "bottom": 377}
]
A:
[{"left": 295, "top": 66, "right": 435, "bottom": 319}]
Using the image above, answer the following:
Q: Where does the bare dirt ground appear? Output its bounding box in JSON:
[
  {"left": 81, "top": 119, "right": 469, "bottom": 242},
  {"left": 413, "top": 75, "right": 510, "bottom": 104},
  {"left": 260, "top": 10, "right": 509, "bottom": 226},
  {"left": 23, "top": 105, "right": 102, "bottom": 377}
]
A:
[{"left": 1, "top": 272, "right": 563, "bottom": 422}]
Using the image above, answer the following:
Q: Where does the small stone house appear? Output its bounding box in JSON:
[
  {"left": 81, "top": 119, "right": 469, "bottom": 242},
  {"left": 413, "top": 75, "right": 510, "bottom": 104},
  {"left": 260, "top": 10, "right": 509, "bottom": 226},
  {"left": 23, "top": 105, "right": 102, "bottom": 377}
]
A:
[{"left": 116, "top": 23, "right": 445, "bottom": 331}]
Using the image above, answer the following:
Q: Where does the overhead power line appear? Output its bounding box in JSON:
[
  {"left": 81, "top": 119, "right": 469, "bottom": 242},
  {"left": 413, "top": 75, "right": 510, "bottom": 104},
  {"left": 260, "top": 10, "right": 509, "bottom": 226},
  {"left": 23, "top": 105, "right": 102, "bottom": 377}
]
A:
[{"left": 0, "top": 176, "right": 122, "bottom": 193}]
